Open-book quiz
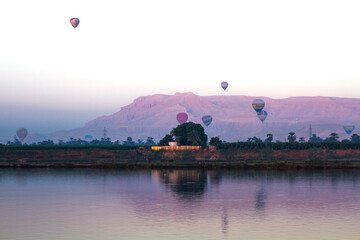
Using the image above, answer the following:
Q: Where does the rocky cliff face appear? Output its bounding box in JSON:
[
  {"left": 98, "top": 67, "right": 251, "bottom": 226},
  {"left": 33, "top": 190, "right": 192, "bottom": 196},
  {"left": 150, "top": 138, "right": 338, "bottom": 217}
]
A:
[{"left": 44, "top": 92, "right": 360, "bottom": 142}]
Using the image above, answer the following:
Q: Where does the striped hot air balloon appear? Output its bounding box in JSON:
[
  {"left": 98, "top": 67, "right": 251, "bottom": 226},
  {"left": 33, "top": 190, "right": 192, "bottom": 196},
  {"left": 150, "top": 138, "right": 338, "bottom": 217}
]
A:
[
  {"left": 202, "top": 115, "right": 213, "bottom": 127},
  {"left": 176, "top": 113, "right": 188, "bottom": 124},
  {"left": 343, "top": 122, "right": 355, "bottom": 135},
  {"left": 221, "top": 82, "right": 228, "bottom": 90},
  {"left": 70, "top": 18, "right": 80, "bottom": 29},
  {"left": 257, "top": 110, "right": 268, "bottom": 122},
  {"left": 252, "top": 99, "right": 265, "bottom": 113}
]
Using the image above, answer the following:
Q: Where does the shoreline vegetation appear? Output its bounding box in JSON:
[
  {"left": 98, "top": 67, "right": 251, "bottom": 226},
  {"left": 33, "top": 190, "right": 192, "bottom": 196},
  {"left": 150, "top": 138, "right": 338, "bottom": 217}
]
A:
[
  {"left": 5, "top": 122, "right": 360, "bottom": 170},
  {"left": 1, "top": 143, "right": 360, "bottom": 169}
]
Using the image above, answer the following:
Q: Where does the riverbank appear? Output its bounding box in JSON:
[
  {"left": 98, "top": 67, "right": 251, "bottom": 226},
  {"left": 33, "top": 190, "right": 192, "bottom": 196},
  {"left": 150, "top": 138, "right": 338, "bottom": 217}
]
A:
[
  {"left": 1, "top": 147, "right": 360, "bottom": 169},
  {"left": 1, "top": 161, "right": 359, "bottom": 169}
]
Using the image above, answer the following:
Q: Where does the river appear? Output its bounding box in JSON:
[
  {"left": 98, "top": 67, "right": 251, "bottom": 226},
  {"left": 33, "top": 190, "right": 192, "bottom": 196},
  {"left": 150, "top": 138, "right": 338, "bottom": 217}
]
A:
[{"left": 0, "top": 169, "right": 359, "bottom": 240}]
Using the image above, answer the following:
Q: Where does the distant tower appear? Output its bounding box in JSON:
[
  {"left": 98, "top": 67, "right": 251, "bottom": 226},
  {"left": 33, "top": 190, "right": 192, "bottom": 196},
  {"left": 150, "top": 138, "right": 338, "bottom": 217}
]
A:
[
  {"left": 103, "top": 127, "right": 107, "bottom": 139},
  {"left": 309, "top": 124, "right": 312, "bottom": 139}
]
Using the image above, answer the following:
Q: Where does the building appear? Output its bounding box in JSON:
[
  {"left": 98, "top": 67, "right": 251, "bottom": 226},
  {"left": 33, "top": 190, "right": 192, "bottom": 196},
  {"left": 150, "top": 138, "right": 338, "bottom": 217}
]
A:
[{"left": 151, "top": 146, "right": 201, "bottom": 151}]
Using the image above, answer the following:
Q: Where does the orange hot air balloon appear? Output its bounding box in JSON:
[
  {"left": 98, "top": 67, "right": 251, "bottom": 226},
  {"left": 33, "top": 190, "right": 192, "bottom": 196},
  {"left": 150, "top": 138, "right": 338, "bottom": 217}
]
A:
[{"left": 70, "top": 18, "right": 80, "bottom": 29}]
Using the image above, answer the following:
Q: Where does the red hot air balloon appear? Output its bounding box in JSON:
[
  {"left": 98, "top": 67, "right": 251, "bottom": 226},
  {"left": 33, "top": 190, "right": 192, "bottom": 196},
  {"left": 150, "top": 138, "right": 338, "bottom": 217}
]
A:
[
  {"left": 176, "top": 113, "right": 188, "bottom": 124},
  {"left": 70, "top": 18, "right": 80, "bottom": 29}
]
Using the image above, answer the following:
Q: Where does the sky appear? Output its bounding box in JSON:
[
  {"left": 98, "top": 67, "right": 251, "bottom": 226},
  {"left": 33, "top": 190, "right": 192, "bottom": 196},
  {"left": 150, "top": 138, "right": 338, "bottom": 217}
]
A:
[{"left": 2, "top": 0, "right": 360, "bottom": 140}]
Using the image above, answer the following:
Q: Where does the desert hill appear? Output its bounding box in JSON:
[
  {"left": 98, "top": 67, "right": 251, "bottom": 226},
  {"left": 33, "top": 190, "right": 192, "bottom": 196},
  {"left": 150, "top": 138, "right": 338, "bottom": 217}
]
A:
[{"left": 37, "top": 92, "right": 360, "bottom": 142}]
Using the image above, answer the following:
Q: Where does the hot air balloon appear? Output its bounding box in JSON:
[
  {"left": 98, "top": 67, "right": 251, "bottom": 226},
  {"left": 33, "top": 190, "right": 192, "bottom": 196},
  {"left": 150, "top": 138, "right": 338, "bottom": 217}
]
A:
[
  {"left": 221, "top": 82, "right": 228, "bottom": 90},
  {"left": 202, "top": 115, "right": 213, "bottom": 127},
  {"left": 70, "top": 18, "right": 80, "bottom": 29},
  {"left": 176, "top": 113, "right": 188, "bottom": 124},
  {"left": 343, "top": 122, "right": 355, "bottom": 135},
  {"left": 137, "top": 135, "right": 146, "bottom": 144},
  {"left": 16, "top": 128, "right": 28, "bottom": 141},
  {"left": 85, "top": 135, "right": 93, "bottom": 141},
  {"left": 252, "top": 99, "right": 265, "bottom": 113},
  {"left": 257, "top": 110, "right": 268, "bottom": 122},
  {"left": 137, "top": 135, "right": 145, "bottom": 141}
]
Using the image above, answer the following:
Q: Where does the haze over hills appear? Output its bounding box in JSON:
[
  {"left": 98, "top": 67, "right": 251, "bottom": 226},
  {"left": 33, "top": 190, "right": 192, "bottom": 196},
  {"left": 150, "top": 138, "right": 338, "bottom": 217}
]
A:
[{"left": 27, "top": 92, "right": 360, "bottom": 143}]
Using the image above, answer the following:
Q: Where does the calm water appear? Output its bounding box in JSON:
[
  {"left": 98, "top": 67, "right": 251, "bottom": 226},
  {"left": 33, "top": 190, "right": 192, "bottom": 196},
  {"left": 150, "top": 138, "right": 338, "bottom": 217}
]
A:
[{"left": 0, "top": 169, "right": 360, "bottom": 240}]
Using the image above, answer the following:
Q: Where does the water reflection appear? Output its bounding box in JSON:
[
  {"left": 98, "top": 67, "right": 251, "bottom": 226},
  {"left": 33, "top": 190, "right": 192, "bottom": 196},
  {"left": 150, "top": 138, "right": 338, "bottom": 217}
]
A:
[
  {"left": 221, "top": 206, "right": 228, "bottom": 235},
  {"left": 159, "top": 170, "right": 207, "bottom": 201},
  {"left": 0, "top": 169, "right": 360, "bottom": 240},
  {"left": 255, "top": 185, "right": 267, "bottom": 213}
]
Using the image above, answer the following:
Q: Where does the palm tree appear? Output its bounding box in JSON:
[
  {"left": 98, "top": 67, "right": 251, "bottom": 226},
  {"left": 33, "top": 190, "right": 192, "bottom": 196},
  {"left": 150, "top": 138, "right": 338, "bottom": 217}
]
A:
[
  {"left": 288, "top": 132, "right": 296, "bottom": 143},
  {"left": 327, "top": 132, "right": 339, "bottom": 142},
  {"left": 351, "top": 134, "right": 360, "bottom": 143},
  {"left": 265, "top": 134, "right": 273, "bottom": 143}
]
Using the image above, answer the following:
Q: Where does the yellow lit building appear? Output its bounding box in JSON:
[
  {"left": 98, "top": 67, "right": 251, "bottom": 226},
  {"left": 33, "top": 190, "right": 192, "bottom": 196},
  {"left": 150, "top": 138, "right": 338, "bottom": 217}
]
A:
[{"left": 151, "top": 146, "right": 201, "bottom": 151}]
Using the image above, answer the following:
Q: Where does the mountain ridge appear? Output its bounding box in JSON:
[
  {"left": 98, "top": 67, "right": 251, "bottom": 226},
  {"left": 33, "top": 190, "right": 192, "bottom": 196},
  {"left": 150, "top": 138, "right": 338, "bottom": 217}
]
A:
[{"left": 28, "top": 92, "right": 360, "bottom": 143}]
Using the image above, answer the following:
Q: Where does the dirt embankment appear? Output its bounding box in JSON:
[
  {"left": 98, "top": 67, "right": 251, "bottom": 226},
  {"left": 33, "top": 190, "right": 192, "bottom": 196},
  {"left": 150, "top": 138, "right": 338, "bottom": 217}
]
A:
[{"left": 1, "top": 148, "right": 360, "bottom": 164}]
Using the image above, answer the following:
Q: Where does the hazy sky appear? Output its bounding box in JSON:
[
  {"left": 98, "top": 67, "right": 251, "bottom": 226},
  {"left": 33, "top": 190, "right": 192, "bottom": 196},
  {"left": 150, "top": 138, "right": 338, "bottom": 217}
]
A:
[{"left": 2, "top": 0, "right": 360, "bottom": 140}]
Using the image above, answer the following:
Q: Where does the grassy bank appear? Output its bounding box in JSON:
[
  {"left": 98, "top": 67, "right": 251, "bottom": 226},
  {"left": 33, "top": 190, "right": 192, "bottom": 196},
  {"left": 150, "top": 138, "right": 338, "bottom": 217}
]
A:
[{"left": 1, "top": 145, "right": 360, "bottom": 169}]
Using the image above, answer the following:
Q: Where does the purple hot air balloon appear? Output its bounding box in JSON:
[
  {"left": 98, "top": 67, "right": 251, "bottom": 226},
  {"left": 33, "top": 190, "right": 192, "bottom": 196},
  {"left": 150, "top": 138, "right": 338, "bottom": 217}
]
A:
[
  {"left": 221, "top": 81, "right": 228, "bottom": 90},
  {"left": 70, "top": 18, "right": 80, "bottom": 29},
  {"left": 176, "top": 113, "right": 188, "bottom": 124}
]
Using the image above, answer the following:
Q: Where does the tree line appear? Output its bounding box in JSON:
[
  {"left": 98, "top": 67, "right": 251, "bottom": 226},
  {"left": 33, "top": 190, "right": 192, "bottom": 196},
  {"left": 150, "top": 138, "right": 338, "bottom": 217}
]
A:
[{"left": 3, "top": 122, "right": 360, "bottom": 150}]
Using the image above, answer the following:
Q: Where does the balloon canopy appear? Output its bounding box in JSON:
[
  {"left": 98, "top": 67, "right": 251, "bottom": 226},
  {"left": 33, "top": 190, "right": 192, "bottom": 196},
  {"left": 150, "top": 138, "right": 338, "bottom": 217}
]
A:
[
  {"left": 257, "top": 110, "right": 268, "bottom": 122},
  {"left": 252, "top": 99, "right": 265, "bottom": 113},
  {"left": 70, "top": 18, "right": 80, "bottom": 29},
  {"left": 16, "top": 128, "right": 28, "bottom": 141},
  {"left": 202, "top": 115, "right": 213, "bottom": 127},
  {"left": 137, "top": 135, "right": 146, "bottom": 141},
  {"left": 221, "top": 81, "right": 228, "bottom": 90},
  {"left": 85, "top": 135, "right": 93, "bottom": 139},
  {"left": 343, "top": 122, "right": 355, "bottom": 135},
  {"left": 176, "top": 113, "right": 188, "bottom": 124}
]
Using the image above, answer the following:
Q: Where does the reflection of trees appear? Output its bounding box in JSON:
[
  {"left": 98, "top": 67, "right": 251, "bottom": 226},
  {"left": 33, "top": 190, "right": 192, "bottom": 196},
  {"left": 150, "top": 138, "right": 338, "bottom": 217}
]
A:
[
  {"left": 222, "top": 206, "right": 229, "bottom": 235},
  {"left": 330, "top": 171, "right": 340, "bottom": 189},
  {"left": 159, "top": 170, "right": 208, "bottom": 201},
  {"left": 208, "top": 171, "right": 223, "bottom": 186},
  {"left": 254, "top": 186, "right": 267, "bottom": 212},
  {"left": 207, "top": 169, "right": 360, "bottom": 187}
]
